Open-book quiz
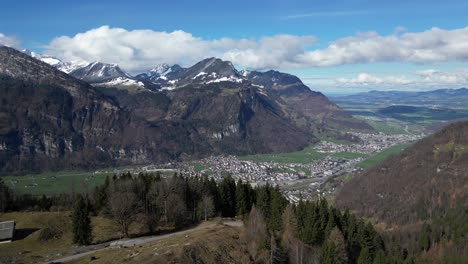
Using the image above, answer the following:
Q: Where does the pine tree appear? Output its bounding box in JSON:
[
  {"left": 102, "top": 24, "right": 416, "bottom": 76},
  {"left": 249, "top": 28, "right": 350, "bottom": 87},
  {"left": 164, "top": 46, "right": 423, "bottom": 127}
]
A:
[
  {"left": 236, "top": 179, "right": 248, "bottom": 217},
  {"left": 220, "top": 175, "right": 236, "bottom": 217},
  {"left": 269, "top": 186, "right": 287, "bottom": 232},
  {"left": 373, "top": 250, "right": 386, "bottom": 264},
  {"left": 72, "top": 194, "right": 92, "bottom": 245},
  {"left": 329, "top": 227, "right": 348, "bottom": 264},
  {"left": 255, "top": 184, "right": 271, "bottom": 219},
  {"left": 319, "top": 240, "right": 337, "bottom": 264},
  {"left": 357, "top": 247, "right": 372, "bottom": 264},
  {"left": 418, "top": 223, "right": 432, "bottom": 251}
]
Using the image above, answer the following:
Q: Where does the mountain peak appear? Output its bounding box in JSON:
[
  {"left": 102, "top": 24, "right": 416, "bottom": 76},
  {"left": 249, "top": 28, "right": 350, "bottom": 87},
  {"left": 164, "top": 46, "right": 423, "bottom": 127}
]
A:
[
  {"left": 20, "top": 49, "right": 86, "bottom": 73},
  {"left": 183, "top": 57, "right": 240, "bottom": 81},
  {"left": 150, "top": 63, "right": 170, "bottom": 75},
  {"left": 69, "top": 61, "right": 133, "bottom": 83}
]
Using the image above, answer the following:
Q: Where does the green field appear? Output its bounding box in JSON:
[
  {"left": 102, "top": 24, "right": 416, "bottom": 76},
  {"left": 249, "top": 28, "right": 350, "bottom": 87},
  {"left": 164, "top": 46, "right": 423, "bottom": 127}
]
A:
[
  {"left": 330, "top": 152, "right": 367, "bottom": 159},
  {"left": 358, "top": 144, "right": 411, "bottom": 169},
  {"left": 2, "top": 171, "right": 113, "bottom": 196},
  {"left": 239, "top": 146, "right": 327, "bottom": 164},
  {"left": 192, "top": 162, "right": 209, "bottom": 172}
]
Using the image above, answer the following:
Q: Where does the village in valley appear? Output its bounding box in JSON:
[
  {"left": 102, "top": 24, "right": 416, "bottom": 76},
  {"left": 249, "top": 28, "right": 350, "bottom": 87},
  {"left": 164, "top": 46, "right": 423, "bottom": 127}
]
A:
[{"left": 92, "top": 131, "right": 422, "bottom": 203}]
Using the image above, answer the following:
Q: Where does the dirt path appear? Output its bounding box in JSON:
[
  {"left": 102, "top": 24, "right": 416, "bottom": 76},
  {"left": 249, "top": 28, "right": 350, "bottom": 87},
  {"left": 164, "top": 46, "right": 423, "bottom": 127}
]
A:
[{"left": 47, "top": 221, "right": 242, "bottom": 263}]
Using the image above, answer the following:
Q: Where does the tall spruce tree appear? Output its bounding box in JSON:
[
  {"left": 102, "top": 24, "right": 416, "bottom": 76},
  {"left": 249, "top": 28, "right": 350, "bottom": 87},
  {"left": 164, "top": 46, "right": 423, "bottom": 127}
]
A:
[
  {"left": 220, "top": 175, "right": 236, "bottom": 217},
  {"left": 72, "top": 194, "right": 92, "bottom": 245}
]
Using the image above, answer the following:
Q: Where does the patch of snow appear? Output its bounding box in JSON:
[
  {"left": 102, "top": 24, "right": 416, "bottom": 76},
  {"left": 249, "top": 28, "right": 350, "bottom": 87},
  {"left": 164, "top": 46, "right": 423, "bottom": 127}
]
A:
[
  {"left": 161, "top": 86, "right": 176, "bottom": 91},
  {"left": 101, "top": 77, "right": 144, "bottom": 87},
  {"left": 206, "top": 76, "right": 243, "bottom": 84},
  {"left": 150, "top": 63, "right": 170, "bottom": 75},
  {"left": 193, "top": 71, "right": 207, "bottom": 79}
]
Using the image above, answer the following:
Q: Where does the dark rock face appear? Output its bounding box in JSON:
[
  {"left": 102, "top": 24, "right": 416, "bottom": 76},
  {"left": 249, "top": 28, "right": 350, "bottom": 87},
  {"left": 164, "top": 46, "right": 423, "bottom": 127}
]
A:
[
  {"left": 335, "top": 121, "right": 468, "bottom": 225},
  {"left": 0, "top": 47, "right": 317, "bottom": 174}
]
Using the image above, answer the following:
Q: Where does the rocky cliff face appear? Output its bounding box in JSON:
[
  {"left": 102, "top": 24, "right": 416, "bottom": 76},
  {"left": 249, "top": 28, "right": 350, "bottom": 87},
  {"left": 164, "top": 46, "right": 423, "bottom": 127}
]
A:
[{"left": 0, "top": 47, "right": 316, "bottom": 174}]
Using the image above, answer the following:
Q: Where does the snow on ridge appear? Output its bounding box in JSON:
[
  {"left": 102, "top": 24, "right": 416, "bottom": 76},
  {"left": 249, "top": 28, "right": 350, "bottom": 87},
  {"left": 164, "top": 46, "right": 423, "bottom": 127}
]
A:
[
  {"left": 101, "top": 77, "right": 144, "bottom": 87},
  {"left": 241, "top": 70, "right": 250, "bottom": 77},
  {"left": 193, "top": 71, "right": 207, "bottom": 79},
  {"left": 206, "top": 76, "right": 243, "bottom": 84}
]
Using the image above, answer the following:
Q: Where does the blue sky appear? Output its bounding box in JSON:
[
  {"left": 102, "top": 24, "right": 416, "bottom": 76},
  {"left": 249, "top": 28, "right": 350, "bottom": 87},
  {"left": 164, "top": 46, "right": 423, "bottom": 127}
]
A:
[{"left": 1, "top": 0, "right": 468, "bottom": 94}]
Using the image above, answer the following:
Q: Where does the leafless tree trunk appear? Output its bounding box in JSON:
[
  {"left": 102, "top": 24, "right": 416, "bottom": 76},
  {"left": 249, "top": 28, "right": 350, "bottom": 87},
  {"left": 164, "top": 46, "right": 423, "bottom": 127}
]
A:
[
  {"left": 245, "top": 206, "right": 268, "bottom": 261},
  {"left": 198, "top": 195, "right": 214, "bottom": 221},
  {"left": 108, "top": 181, "right": 140, "bottom": 238}
]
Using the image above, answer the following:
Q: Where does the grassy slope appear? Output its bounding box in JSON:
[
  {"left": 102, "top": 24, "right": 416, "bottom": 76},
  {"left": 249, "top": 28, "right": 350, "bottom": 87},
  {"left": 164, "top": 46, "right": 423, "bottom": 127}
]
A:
[
  {"left": 68, "top": 224, "right": 249, "bottom": 264},
  {"left": 2, "top": 172, "right": 113, "bottom": 196},
  {"left": 0, "top": 212, "right": 136, "bottom": 263},
  {"left": 358, "top": 144, "right": 411, "bottom": 169}
]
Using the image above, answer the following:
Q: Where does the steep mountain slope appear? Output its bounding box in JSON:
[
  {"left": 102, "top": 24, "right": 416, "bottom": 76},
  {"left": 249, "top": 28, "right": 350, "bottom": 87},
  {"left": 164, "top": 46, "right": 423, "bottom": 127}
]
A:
[
  {"left": 21, "top": 49, "right": 86, "bottom": 73},
  {"left": 69, "top": 62, "right": 146, "bottom": 88},
  {"left": 0, "top": 46, "right": 215, "bottom": 174},
  {"left": 335, "top": 121, "right": 468, "bottom": 224},
  {"left": 0, "top": 47, "right": 317, "bottom": 174},
  {"left": 134, "top": 63, "right": 183, "bottom": 84},
  {"left": 242, "top": 70, "right": 374, "bottom": 132}
]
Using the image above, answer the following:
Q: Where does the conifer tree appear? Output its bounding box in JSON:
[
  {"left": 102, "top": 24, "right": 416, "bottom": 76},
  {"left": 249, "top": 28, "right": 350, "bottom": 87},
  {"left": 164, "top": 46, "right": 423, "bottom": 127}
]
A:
[
  {"left": 220, "top": 175, "right": 236, "bottom": 217},
  {"left": 72, "top": 194, "right": 92, "bottom": 245},
  {"left": 236, "top": 179, "right": 248, "bottom": 217},
  {"left": 269, "top": 186, "right": 287, "bottom": 232},
  {"left": 319, "top": 240, "right": 337, "bottom": 264},
  {"left": 418, "top": 223, "right": 432, "bottom": 251},
  {"left": 357, "top": 247, "right": 372, "bottom": 264}
]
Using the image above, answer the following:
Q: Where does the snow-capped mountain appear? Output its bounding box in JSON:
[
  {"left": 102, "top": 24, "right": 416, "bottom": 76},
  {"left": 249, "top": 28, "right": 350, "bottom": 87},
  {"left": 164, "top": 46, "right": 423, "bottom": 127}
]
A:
[
  {"left": 69, "top": 62, "right": 144, "bottom": 88},
  {"left": 135, "top": 63, "right": 183, "bottom": 83},
  {"left": 22, "top": 50, "right": 143, "bottom": 88},
  {"left": 135, "top": 58, "right": 247, "bottom": 90},
  {"left": 22, "top": 49, "right": 86, "bottom": 73}
]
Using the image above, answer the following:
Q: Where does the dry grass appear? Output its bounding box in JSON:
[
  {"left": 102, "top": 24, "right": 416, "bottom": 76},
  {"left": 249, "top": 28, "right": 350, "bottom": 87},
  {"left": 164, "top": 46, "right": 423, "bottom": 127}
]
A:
[
  {"left": 0, "top": 211, "right": 149, "bottom": 263},
  {"left": 68, "top": 224, "right": 250, "bottom": 264}
]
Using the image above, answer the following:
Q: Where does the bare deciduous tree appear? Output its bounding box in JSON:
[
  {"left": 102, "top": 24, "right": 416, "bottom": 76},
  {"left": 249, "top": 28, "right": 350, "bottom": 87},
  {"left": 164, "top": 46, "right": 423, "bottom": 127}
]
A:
[
  {"left": 108, "top": 181, "right": 140, "bottom": 238},
  {"left": 245, "top": 206, "right": 268, "bottom": 260},
  {"left": 197, "top": 194, "right": 215, "bottom": 221}
]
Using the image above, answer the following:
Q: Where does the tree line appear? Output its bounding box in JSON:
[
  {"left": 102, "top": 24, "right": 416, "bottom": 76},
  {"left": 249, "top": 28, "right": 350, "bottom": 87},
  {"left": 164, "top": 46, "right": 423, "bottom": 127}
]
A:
[{"left": 2, "top": 174, "right": 460, "bottom": 263}]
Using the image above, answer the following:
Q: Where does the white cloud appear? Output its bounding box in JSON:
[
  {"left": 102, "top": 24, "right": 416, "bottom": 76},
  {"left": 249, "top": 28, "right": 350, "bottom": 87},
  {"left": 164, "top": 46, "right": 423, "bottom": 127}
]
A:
[
  {"left": 298, "top": 26, "right": 468, "bottom": 67},
  {"left": 334, "top": 69, "right": 468, "bottom": 90},
  {"left": 45, "top": 25, "right": 315, "bottom": 72},
  {"left": 45, "top": 25, "right": 468, "bottom": 73},
  {"left": 0, "top": 33, "right": 20, "bottom": 48},
  {"left": 283, "top": 10, "right": 371, "bottom": 19},
  {"left": 336, "top": 73, "right": 412, "bottom": 86},
  {"left": 416, "top": 69, "right": 468, "bottom": 86}
]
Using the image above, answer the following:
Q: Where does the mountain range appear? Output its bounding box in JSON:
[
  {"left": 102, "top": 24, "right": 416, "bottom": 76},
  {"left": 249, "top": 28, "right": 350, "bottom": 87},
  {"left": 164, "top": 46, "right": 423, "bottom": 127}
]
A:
[{"left": 0, "top": 46, "right": 371, "bottom": 174}]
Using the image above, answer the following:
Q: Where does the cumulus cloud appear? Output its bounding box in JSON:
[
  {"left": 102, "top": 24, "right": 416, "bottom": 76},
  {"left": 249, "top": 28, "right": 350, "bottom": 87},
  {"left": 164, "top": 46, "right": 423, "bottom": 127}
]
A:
[
  {"left": 416, "top": 69, "right": 468, "bottom": 86},
  {"left": 45, "top": 25, "right": 315, "bottom": 72},
  {"left": 335, "top": 69, "right": 468, "bottom": 90},
  {"left": 45, "top": 25, "right": 468, "bottom": 72},
  {"left": 0, "top": 33, "right": 20, "bottom": 48},
  {"left": 336, "top": 73, "right": 412, "bottom": 86},
  {"left": 298, "top": 26, "right": 468, "bottom": 67}
]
